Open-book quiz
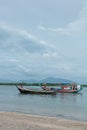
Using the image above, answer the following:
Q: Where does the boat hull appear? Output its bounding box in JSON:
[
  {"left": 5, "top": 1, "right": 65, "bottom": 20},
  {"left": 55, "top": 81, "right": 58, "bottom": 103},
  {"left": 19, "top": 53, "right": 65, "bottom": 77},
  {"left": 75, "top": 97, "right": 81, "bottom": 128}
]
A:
[
  {"left": 41, "top": 84, "right": 83, "bottom": 93},
  {"left": 16, "top": 86, "right": 57, "bottom": 95},
  {"left": 56, "top": 89, "right": 81, "bottom": 93},
  {"left": 56, "top": 85, "right": 83, "bottom": 93}
]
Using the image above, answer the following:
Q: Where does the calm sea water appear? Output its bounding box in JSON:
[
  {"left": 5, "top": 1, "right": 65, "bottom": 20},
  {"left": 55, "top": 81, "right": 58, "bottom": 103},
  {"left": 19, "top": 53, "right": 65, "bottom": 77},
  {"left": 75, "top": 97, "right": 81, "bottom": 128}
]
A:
[{"left": 0, "top": 85, "right": 87, "bottom": 121}]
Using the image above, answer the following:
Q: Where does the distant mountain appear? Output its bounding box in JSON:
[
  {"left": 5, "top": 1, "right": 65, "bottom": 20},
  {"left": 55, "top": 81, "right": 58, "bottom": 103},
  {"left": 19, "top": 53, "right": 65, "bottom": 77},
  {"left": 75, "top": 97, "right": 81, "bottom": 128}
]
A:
[
  {"left": 0, "top": 77, "right": 73, "bottom": 84},
  {"left": 38, "top": 77, "right": 73, "bottom": 84},
  {"left": 18, "top": 79, "right": 38, "bottom": 83},
  {"left": 0, "top": 79, "right": 15, "bottom": 83}
]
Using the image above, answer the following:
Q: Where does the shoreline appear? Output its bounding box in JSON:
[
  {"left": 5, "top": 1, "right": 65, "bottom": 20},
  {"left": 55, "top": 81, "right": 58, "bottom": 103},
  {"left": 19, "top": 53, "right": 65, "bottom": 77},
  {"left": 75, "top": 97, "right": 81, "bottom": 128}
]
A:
[
  {"left": 0, "top": 110, "right": 86, "bottom": 122},
  {"left": 0, "top": 111, "right": 87, "bottom": 130}
]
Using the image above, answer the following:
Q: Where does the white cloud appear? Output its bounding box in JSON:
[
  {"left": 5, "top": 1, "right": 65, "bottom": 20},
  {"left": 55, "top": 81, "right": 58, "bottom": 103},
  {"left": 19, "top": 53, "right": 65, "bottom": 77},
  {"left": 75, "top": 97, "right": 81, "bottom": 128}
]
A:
[
  {"left": 0, "top": 23, "right": 63, "bottom": 80},
  {"left": 79, "top": 1, "right": 87, "bottom": 18},
  {"left": 0, "top": 23, "right": 56, "bottom": 54},
  {"left": 0, "top": 1, "right": 87, "bottom": 82},
  {"left": 37, "top": 25, "right": 46, "bottom": 31},
  {"left": 37, "top": 1, "right": 87, "bottom": 36},
  {"left": 43, "top": 52, "right": 58, "bottom": 58},
  {"left": 17, "top": 65, "right": 33, "bottom": 73},
  {"left": 37, "top": 20, "right": 87, "bottom": 36}
]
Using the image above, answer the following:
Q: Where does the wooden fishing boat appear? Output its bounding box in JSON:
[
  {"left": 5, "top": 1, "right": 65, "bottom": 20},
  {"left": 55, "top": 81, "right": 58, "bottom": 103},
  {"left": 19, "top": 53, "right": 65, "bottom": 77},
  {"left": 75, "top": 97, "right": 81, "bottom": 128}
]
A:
[
  {"left": 16, "top": 85, "right": 57, "bottom": 95},
  {"left": 41, "top": 84, "right": 83, "bottom": 93},
  {"left": 55, "top": 84, "right": 83, "bottom": 93}
]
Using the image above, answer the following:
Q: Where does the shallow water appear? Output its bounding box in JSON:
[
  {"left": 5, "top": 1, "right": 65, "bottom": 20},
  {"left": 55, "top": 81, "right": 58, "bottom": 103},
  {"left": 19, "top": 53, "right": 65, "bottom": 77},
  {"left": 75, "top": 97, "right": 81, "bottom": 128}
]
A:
[{"left": 0, "top": 85, "right": 87, "bottom": 121}]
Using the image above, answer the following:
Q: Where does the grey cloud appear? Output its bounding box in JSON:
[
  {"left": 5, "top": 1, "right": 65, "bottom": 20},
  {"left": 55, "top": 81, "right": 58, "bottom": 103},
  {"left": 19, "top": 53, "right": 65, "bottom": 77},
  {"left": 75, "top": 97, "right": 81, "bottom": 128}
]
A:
[{"left": 0, "top": 25, "right": 48, "bottom": 54}]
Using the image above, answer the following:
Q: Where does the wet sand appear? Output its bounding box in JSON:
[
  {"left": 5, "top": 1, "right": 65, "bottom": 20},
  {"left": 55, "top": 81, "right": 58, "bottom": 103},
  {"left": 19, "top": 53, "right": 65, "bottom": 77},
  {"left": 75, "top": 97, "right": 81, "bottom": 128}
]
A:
[{"left": 0, "top": 112, "right": 87, "bottom": 130}]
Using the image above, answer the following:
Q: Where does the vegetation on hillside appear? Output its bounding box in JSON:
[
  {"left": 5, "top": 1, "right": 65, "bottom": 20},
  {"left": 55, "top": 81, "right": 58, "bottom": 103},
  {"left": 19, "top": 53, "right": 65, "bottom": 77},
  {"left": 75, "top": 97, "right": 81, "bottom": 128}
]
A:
[{"left": 0, "top": 82, "right": 86, "bottom": 87}]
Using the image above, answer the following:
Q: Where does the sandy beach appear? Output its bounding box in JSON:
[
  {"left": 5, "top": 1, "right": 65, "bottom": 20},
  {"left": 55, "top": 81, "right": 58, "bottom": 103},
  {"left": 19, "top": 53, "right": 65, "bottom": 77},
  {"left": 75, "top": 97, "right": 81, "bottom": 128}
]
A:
[{"left": 0, "top": 112, "right": 87, "bottom": 130}]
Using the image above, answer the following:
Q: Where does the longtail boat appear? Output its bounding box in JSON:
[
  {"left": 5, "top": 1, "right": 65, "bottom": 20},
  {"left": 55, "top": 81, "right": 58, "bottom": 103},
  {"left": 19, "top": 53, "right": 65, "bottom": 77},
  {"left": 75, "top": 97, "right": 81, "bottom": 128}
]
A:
[
  {"left": 41, "top": 84, "right": 83, "bottom": 93},
  {"left": 16, "top": 85, "right": 57, "bottom": 95}
]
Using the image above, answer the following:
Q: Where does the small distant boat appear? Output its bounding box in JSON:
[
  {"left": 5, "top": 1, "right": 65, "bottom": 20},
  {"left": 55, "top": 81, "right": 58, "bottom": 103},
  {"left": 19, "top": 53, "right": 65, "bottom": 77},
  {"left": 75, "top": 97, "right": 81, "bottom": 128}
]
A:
[
  {"left": 41, "top": 84, "right": 83, "bottom": 93},
  {"left": 16, "top": 85, "right": 57, "bottom": 95}
]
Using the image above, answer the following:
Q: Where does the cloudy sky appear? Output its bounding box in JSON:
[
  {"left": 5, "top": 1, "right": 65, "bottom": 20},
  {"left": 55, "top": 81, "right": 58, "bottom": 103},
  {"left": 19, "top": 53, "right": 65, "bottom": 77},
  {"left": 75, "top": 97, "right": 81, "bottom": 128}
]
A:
[{"left": 0, "top": 0, "right": 87, "bottom": 83}]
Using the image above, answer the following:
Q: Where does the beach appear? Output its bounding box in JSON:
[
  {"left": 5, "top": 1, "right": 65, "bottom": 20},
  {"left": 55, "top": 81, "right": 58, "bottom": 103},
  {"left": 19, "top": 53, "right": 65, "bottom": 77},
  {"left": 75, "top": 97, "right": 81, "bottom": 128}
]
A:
[{"left": 0, "top": 112, "right": 87, "bottom": 130}]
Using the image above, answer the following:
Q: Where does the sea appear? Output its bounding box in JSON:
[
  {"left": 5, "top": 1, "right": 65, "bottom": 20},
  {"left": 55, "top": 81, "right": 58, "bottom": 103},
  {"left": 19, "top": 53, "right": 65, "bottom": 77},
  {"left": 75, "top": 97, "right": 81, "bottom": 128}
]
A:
[{"left": 0, "top": 85, "right": 87, "bottom": 121}]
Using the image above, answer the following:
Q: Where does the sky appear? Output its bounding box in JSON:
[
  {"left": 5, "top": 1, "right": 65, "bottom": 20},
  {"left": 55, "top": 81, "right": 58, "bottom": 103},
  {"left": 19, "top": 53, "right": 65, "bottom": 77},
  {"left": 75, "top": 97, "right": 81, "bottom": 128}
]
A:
[{"left": 0, "top": 0, "right": 87, "bottom": 83}]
